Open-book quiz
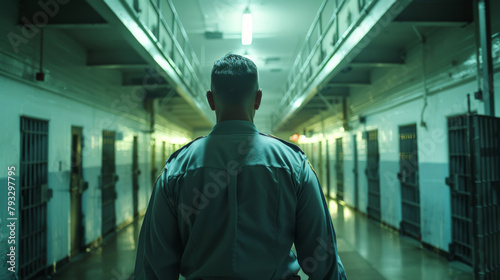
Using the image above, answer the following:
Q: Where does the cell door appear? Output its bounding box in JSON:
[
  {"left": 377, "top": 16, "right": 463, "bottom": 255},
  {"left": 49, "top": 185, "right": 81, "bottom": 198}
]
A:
[
  {"left": 19, "top": 117, "right": 50, "bottom": 279},
  {"left": 162, "top": 141, "right": 167, "bottom": 166},
  {"left": 398, "top": 124, "right": 421, "bottom": 240},
  {"left": 311, "top": 142, "right": 318, "bottom": 169},
  {"left": 446, "top": 115, "right": 472, "bottom": 264},
  {"left": 318, "top": 141, "right": 327, "bottom": 195},
  {"left": 335, "top": 138, "right": 344, "bottom": 201},
  {"left": 132, "top": 136, "right": 140, "bottom": 217},
  {"left": 353, "top": 135, "right": 359, "bottom": 209},
  {"left": 151, "top": 138, "right": 157, "bottom": 186},
  {"left": 366, "top": 130, "right": 381, "bottom": 221},
  {"left": 447, "top": 114, "right": 500, "bottom": 277},
  {"left": 325, "top": 140, "right": 331, "bottom": 199},
  {"left": 303, "top": 143, "right": 311, "bottom": 160},
  {"left": 70, "top": 127, "right": 84, "bottom": 257},
  {"left": 470, "top": 115, "right": 500, "bottom": 279},
  {"left": 101, "top": 130, "right": 117, "bottom": 237}
]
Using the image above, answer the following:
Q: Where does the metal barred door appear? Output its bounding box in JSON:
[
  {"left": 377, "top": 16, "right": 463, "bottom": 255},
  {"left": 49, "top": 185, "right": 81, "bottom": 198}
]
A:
[
  {"left": 353, "top": 135, "right": 359, "bottom": 209},
  {"left": 132, "top": 136, "right": 140, "bottom": 218},
  {"left": 325, "top": 140, "right": 331, "bottom": 199},
  {"left": 398, "top": 124, "right": 421, "bottom": 240},
  {"left": 151, "top": 138, "right": 157, "bottom": 186},
  {"left": 70, "top": 127, "right": 84, "bottom": 257},
  {"left": 312, "top": 142, "right": 318, "bottom": 171},
  {"left": 162, "top": 140, "right": 167, "bottom": 166},
  {"left": 19, "top": 117, "right": 51, "bottom": 279},
  {"left": 447, "top": 114, "right": 500, "bottom": 279},
  {"left": 447, "top": 115, "right": 473, "bottom": 265},
  {"left": 366, "top": 130, "right": 381, "bottom": 220},
  {"left": 318, "top": 141, "right": 326, "bottom": 195},
  {"left": 471, "top": 115, "right": 500, "bottom": 280},
  {"left": 101, "top": 130, "right": 117, "bottom": 237},
  {"left": 335, "top": 137, "right": 344, "bottom": 201}
]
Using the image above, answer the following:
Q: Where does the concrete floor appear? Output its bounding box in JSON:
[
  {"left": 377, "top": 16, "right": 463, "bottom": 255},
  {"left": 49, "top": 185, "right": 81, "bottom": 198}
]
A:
[
  {"left": 50, "top": 199, "right": 473, "bottom": 280},
  {"left": 50, "top": 218, "right": 142, "bottom": 280},
  {"left": 324, "top": 200, "right": 472, "bottom": 280}
]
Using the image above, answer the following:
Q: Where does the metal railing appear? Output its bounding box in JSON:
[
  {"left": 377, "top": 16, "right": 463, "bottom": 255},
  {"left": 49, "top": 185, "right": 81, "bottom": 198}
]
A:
[
  {"left": 272, "top": 0, "right": 376, "bottom": 130},
  {"left": 123, "top": 0, "right": 211, "bottom": 118}
]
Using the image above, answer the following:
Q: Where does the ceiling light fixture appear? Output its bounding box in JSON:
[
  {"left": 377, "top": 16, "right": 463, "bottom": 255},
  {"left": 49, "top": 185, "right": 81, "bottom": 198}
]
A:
[{"left": 242, "top": 7, "right": 252, "bottom": 45}]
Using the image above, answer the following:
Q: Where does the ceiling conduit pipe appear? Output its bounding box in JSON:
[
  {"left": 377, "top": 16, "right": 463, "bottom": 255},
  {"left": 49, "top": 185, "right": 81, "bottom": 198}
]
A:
[
  {"left": 475, "top": 0, "right": 495, "bottom": 116},
  {"left": 413, "top": 25, "right": 428, "bottom": 129}
]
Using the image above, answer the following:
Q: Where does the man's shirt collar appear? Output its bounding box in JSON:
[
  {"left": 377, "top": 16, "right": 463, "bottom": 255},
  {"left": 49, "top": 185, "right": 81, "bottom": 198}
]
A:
[{"left": 209, "top": 120, "right": 259, "bottom": 135}]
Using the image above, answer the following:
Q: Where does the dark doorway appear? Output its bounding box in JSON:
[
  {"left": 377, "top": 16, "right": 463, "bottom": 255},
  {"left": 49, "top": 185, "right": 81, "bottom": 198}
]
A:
[
  {"left": 318, "top": 140, "right": 326, "bottom": 195},
  {"left": 151, "top": 138, "right": 157, "bottom": 186},
  {"left": 335, "top": 137, "right": 344, "bottom": 201},
  {"left": 398, "top": 124, "right": 421, "bottom": 240},
  {"left": 19, "top": 117, "right": 50, "bottom": 279},
  {"left": 132, "top": 136, "right": 140, "bottom": 217},
  {"left": 101, "top": 130, "right": 117, "bottom": 237},
  {"left": 162, "top": 140, "right": 167, "bottom": 166},
  {"left": 366, "top": 129, "right": 381, "bottom": 221},
  {"left": 325, "top": 140, "right": 331, "bottom": 199},
  {"left": 353, "top": 135, "right": 359, "bottom": 209},
  {"left": 70, "top": 126, "right": 84, "bottom": 257}
]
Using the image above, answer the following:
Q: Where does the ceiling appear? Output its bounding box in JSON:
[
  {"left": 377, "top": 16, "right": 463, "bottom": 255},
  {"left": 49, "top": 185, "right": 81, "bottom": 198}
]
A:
[
  {"left": 17, "top": 0, "right": 475, "bottom": 135},
  {"left": 171, "top": 0, "right": 324, "bottom": 132},
  {"left": 24, "top": 0, "right": 324, "bottom": 133},
  {"left": 170, "top": 0, "right": 473, "bottom": 134}
]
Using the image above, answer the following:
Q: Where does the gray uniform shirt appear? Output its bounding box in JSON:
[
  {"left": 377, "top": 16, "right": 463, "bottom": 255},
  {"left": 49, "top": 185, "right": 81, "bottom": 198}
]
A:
[{"left": 134, "top": 120, "right": 346, "bottom": 280}]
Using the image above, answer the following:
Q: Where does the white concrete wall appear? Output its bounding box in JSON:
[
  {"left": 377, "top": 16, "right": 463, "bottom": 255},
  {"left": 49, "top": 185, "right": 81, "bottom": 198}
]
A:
[
  {"left": 0, "top": 73, "right": 193, "bottom": 268},
  {"left": 0, "top": 0, "right": 194, "bottom": 275}
]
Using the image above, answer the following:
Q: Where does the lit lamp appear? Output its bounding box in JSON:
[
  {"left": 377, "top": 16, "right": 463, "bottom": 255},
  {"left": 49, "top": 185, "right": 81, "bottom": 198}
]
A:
[{"left": 242, "top": 7, "right": 252, "bottom": 45}]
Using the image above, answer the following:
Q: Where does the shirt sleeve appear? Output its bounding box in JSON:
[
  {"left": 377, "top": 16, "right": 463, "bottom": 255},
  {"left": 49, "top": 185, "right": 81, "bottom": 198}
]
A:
[
  {"left": 134, "top": 171, "right": 182, "bottom": 280},
  {"left": 294, "top": 156, "right": 347, "bottom": 280}
]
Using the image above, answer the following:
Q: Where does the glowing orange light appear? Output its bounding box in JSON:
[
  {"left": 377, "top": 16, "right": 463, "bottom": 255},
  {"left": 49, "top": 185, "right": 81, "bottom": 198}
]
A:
[{"left": 290, "top": 133, "right": 300, "bottom": 142}]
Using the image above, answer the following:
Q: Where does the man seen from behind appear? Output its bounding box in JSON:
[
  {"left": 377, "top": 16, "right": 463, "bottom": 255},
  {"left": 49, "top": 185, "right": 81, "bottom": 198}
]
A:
[{"left": 134, "top": 54, "right": 347, "bottom": 280}]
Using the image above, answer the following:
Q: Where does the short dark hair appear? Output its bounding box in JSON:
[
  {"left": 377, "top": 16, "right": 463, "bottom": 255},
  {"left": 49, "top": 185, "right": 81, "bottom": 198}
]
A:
[{"left": 210, "top": 54, "right": 259, "bottom": 104}]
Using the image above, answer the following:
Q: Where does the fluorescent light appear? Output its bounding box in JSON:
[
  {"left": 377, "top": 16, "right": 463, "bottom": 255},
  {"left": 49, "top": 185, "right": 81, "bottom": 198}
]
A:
[
  {"left": 242, "top": 7, "right": 252, "bottom": 45},
  {"left": 292, "top": 97, "right": 304, "bottom": 109}
]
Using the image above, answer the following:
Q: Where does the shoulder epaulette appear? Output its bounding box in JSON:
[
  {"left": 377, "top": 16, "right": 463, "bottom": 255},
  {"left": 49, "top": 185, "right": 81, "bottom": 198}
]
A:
[
  {"left": 259, "top": 132, "right": 304, "bottom": 154},
  {"left": 166, "top": 136, "right": 206, "bottom": 164}
]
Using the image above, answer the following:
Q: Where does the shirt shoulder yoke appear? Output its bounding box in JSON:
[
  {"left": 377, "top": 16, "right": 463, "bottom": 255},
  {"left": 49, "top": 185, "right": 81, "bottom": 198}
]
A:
[
  {"left": 259, "top": 132, "right": 304, "bottom": 155},
  {"left": 167, "top": 136, "right": 206, "bottom": 164}
]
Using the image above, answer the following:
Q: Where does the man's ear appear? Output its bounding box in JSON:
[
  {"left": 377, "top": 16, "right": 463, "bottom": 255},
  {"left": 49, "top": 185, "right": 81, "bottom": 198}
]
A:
[
  {"left": 207, "top": 90, "right": 216, "bottom": 111},
  {"left": 254, "top": 89, "right": 262, "bottom": 110}
]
